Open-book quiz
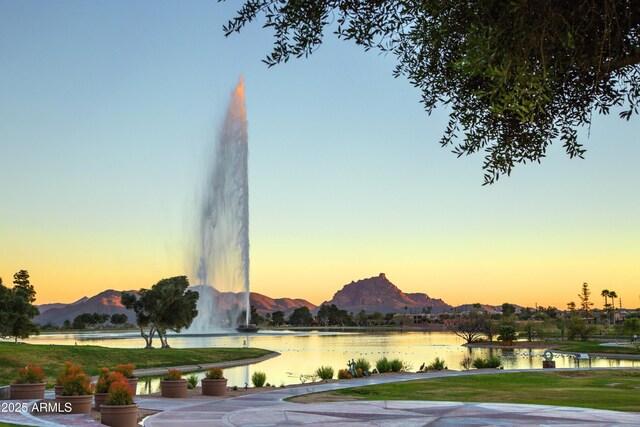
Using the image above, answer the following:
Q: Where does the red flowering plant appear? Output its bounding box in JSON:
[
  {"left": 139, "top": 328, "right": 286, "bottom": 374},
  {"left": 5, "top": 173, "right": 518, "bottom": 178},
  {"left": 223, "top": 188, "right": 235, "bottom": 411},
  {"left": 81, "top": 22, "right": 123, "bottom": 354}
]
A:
[
  {"left": 114, "top": 363, "right": 135, "bottom": 379},
  {"left": 96, "top": 370, "right": 128, "bottom": 394},
  {"left": 205, "top": 367, "right": 224, "bottom": 380},
  {"left": 58, "top": 362, "right": 93, "bottom": 396},
  {"left": 106, "top": 380, "right": 134, "bottom": 405},
  {"left": 163, "top": 369, "right": 183, "bottom": 381},
  {"left": 56, "top": 361, "right": 83, "bottom": 386},
  {"left": 14, "top": 364, "right": 45, "bottom": 384}
]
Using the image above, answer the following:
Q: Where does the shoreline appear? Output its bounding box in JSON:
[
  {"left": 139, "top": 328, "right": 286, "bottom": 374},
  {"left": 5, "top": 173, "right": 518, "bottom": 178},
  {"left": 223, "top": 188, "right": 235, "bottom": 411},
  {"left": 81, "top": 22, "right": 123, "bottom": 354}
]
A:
[
  {"left": 465, "top": 341, "right": 640, "bottom": 360},
  {"left": 125, "top": 351, "right": 281, "bottom": 379}
]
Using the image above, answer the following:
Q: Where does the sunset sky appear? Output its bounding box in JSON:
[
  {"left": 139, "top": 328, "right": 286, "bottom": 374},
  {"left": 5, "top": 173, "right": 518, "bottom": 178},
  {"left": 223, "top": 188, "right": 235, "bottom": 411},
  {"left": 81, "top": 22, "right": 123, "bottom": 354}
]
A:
[{"left": 1, "top": 1, "right": 639, "bottom": 309}]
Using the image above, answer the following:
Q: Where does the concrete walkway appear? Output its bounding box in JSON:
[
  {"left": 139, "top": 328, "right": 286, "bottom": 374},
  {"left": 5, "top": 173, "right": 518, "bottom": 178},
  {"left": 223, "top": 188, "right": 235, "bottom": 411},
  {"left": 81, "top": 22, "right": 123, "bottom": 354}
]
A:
[
  {"left": 1, "top": 368, "right": 638, "bottom": 426},
  {"left": 142, "top": 369, "right": 640, "bottom": 426}
]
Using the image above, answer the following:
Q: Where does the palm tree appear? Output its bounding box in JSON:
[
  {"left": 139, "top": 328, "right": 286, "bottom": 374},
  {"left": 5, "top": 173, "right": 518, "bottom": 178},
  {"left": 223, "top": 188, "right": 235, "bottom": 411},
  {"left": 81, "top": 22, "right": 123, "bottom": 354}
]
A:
[
  {"left": 609, "top": 290, "right": 618, "bottom": 324},
  {"left": 601, "top": 289, "right": 611, "bottom": 325},
  {"left": 601, "top": 289, "right": 610, "bottom": 308}
]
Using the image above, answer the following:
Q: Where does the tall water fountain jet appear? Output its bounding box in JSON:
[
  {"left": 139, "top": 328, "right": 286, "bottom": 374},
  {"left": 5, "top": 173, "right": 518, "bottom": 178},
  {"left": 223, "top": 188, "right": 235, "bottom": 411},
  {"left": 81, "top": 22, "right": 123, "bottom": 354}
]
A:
[{"left": 188, "top": 77, "right": 249, "bottom": 333}]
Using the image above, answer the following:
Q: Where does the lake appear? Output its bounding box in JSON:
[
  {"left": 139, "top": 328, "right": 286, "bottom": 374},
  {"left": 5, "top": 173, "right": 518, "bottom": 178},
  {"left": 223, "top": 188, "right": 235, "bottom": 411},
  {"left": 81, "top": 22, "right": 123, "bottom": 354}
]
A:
[{"left": 26, "top": 330, "right": 640, "bottom": 394}]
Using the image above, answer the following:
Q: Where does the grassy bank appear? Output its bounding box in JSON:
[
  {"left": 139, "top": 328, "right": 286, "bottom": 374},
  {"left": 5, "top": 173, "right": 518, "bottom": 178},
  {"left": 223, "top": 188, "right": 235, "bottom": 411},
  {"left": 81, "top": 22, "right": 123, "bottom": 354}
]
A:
[
  {"left": 551, "top": 341, "right": 640, "bottom": 355},
  {"left": 290, "top": 370, "right": 640, "bottom": 412},
  {"left": 0, "top": 342, "right": 272, "bottom": 387}
]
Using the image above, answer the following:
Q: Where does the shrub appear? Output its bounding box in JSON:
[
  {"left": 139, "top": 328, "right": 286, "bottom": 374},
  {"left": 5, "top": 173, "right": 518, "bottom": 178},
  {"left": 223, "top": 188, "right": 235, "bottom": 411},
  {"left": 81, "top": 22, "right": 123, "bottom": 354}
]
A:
[
  {"left": 163, "top": 369, "right": 183, "bottom": 381},
  {"left": 106, "top": 380, "right": 134, "bottom": 405},
  {"left": 354, "top": 358, "right": 371, "bottom": 372},
  {"left": 251, "top": 371, "right": 266, "bottom": 387},
  {"left": 57, "top": 361, "right": 83, "bottom": 385},
  {"left": 96, "top": 371, "right": 127, "bottom": 394},
  {"left": 315, "top": 366, "right": 334, "bottom": 380},
  {"left": 205, "top": 367, "right": 224, "bottom": 379},
  {"left": 427, "top": 357, "right": 447, "bottom": 371},
  {"left": 337, "top": 369, "right": 352, "bottom": 379},
  {"left": 460, "top": 356, "right": 474, "bottom": 371},
  {"left": 61, "top": 373, "right": 93, "bottom": 396},
  {"left": 14, "top": 364, "right": 45, "bottom": 384},
  {"left": 389, "top": 358, "right": 403, "bottom": 372},
  {"left": 299, "top": 374, "right": 318, "bottom": 383},
  {"left": 375, "top": 357, "right": 391, "bottom": 373},
  {"left": 473, "top": 355, "right": 502, "bottom": 369},
  {"left": 356, "top": 368, "right": 364, "bottom": 377},
  {"left": 187, "top": 375, "right": 198, "bottom": 389},
  {"left": 114, "top": 363, "right": 135, "bottom": 379}
]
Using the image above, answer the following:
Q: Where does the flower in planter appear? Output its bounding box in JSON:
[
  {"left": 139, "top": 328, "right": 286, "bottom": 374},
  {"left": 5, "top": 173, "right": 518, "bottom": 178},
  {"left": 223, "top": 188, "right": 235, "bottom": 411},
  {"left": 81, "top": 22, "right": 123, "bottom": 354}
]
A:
[
  {"left": 59, "top": 364, "right": 93, "bottom": 396},
  {"left": 14, "top": 364, "right": 45, "bottom": 384},
  {"left": 57, "top": 361, "right": 83, "bottom": 386},
  {"left": 96, "top": 371, "right": 129, "bottom": 394},
  {"left": 106, "top": 380, "right": 134, "bottom": 405},
  {"left": 205, "top": 367, "right": 224, "bottom": 380},
  {"left": 163, "top": 369, "right": 183, "bottom": 381},
  {"left": 114, "top": 363, "right": 136, "bottom": 379}
]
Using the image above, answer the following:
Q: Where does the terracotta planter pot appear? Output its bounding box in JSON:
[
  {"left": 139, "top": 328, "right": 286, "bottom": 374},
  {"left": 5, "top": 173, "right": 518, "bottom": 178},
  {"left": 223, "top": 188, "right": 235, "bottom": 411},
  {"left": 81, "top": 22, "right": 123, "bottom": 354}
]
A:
[
  {"left": 56, "top": 394, "right": 93, "bottom": 414},
  {"left": 100, "top": 403, "right": 139, "bottom": 427},
  {"left": 160, "top": 380, "right": 188, "bottom": 398},
  {"left": 126, "top": 377, "right": 138, "bottom": 395},
  {"left": 94, "top": 392, "right": 109, "bottom": 411},
  {"left": 10, "top": 383, "right": 45, "bottom": 399},
  {"left": 201, "top": 378, "right": 227, "bottom": 396},
  {"left": 54, "top": 384, "right": 63, "bottom": 396}
]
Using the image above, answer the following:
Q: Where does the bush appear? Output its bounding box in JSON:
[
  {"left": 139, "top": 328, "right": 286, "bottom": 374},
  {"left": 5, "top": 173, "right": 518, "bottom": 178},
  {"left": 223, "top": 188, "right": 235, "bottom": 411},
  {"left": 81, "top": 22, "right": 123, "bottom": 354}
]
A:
[
  {"left": 205, "top": 367, "right": 224, "bottom": 379},
  {"left": 61, "top": 373, "right": 93, "bottom": 396},
  {"left": 460, "top": 356, "right": 474, "bottom": 371},
  {"left": 251, "top": 371, "right": 266, "bottom": 387},
  {"left": 187, "top": 375, "right": 198, "bottom": 389},
  {"left": 354, "top": 358, "right": 371, "bottom": 372},
  {"left": 106, "top": 380, "right": 134, "bottom": 405},
  {"left": 299, "top": 374, "right": 318, "bottom": 384},
  {"left": 389, "top": 358, "right": 403, "bottom": 372},
  {"left": 426, "top": 357, "right": 447, "bottom": 371},
  {"left": 472, "top": 355, "right": 502, "bottom": 369},
  {"left": 96, "top": 371, "right": 127, "bottom": 394},
  {"left": 337, "top": 369, "right": 352, "bottom": 379},
  {"left": 114, "top": 363, "right": 135, "bottom": 379},
  {"left": 376, "top": 357, "right": 391, "bottom": 373},
  {"left": 164, "top": 369, "right": 183, "bottom": 381},
  {"left": 315, "top": 366, "right": 334, "bottom": 380},
  {"left": 14, "top": 364, "right": 45, "bottom": 384},
  {"left": 57, "top": 361, "right": 83, "bottom": 385}
]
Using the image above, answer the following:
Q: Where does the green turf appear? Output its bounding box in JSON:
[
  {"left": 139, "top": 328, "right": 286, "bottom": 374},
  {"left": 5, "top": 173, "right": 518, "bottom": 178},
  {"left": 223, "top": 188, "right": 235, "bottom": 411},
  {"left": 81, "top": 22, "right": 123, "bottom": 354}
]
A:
[
  {"left": 0, "top": 342, "right": 272, "bottom": 388},
  {"left": 551, "top": 341, "right": 640, "bottom": 355},
  {"left": 0, "top": 423, "right": 30, "bottom": 427},
  {"left": 291, "top": 370, "right": 640, "bottom": 412}
]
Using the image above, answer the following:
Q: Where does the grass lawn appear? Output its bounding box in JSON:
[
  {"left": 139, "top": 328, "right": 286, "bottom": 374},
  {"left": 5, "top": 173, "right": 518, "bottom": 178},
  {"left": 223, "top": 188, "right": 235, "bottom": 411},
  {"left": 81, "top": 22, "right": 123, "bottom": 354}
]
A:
[
  {"left": 290, "top": 370, "right": 640, "bottom": 412},
  {"left": 0, "top": 342, "right": 272, "bottom": 387},
  {"left": 551, "top": 341, "right": 640, "bottom": 355}
]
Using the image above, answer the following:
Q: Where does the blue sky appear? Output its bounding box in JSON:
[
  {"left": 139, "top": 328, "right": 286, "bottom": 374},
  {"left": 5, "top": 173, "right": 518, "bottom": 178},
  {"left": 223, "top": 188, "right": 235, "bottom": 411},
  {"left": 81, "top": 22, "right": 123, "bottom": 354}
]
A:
[{"left": 1, "top": 1, "right": 639, "bottom": 308}]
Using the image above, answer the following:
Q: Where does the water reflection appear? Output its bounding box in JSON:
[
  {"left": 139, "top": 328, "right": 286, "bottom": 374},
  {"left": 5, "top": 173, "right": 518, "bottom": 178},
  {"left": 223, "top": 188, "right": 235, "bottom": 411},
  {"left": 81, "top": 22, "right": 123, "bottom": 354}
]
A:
[{"left": 26, "top": 330, "right": 640, "bottom": 394}]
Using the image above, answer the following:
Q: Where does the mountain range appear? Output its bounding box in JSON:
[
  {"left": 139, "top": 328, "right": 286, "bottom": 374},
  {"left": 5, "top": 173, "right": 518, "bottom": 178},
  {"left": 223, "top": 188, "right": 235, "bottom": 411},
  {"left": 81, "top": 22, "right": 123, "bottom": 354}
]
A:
[
  {"left": 319, "top": 273, "right": 450, "bottom": 314},
  {"left": 34, "top": 273, "right": 501, "bottom": 326}
]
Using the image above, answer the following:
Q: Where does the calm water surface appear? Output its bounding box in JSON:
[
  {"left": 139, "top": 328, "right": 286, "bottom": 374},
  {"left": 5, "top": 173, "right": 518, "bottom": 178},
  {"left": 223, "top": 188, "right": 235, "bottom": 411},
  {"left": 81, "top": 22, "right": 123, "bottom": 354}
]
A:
[{"left": 26, "top": 330, "right": 640, "bottom": 394}]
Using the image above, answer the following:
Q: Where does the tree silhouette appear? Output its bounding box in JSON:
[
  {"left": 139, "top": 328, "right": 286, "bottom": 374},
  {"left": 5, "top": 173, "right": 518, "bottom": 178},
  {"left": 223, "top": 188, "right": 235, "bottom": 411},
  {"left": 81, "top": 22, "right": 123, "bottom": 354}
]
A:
[{"left": 223, "top": 1, "right": 640, "bottom": 184}]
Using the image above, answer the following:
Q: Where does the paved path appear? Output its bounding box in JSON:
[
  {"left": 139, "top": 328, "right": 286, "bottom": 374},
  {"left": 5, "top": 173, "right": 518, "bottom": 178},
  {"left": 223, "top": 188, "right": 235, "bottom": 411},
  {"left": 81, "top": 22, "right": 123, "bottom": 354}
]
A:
[
  {"left": 2, "top": 368, "right": 639, "bottom": 426},
  {"left": 143, "top": 369, "right": 640, "bottom": 426}
]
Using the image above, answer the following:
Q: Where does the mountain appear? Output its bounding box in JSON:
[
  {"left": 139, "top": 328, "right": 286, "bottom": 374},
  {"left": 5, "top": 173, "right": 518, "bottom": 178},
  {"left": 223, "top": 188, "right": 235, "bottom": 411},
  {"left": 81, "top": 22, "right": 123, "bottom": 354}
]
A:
[
  {"left": 319, "top": 273, "right": 451, "bottom": 314},
  {"left": 35, "top": 287, "right": 317, "bottom": 326},
  {"left": 250, "top": 292, "right": 317, "bottom": 315},
  {"left": 188, "top": 285, "right": 317, "bottom": 316},
  {"left": 34, "top": 290, "right": 134, "bottom": 326}
]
